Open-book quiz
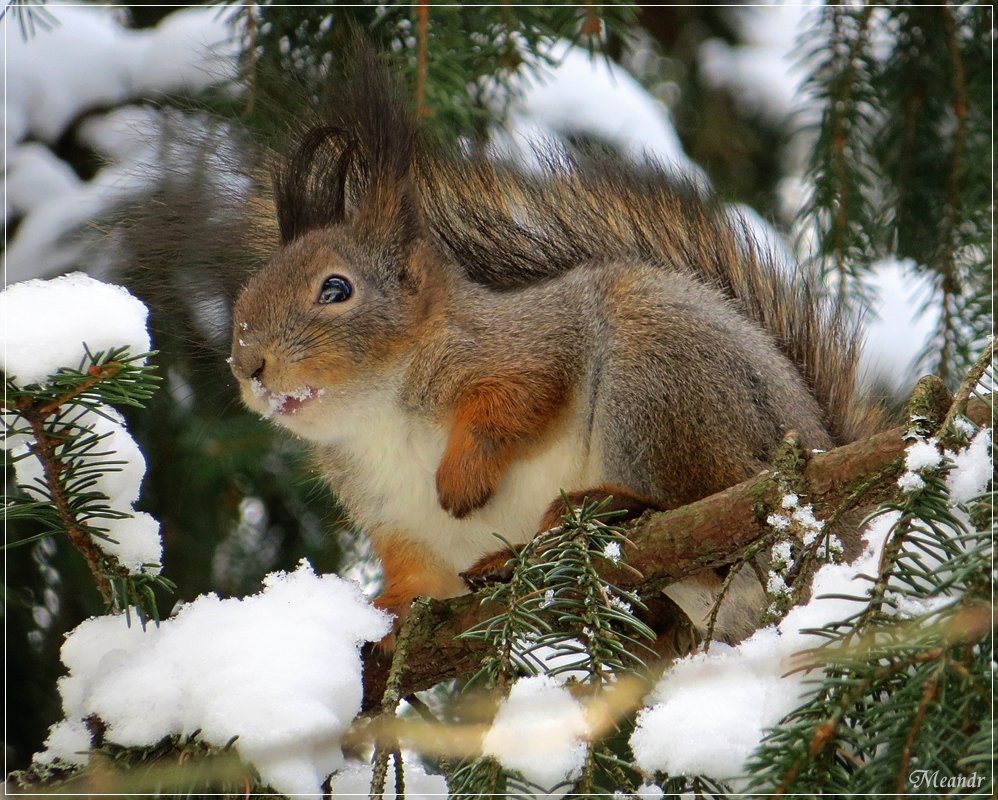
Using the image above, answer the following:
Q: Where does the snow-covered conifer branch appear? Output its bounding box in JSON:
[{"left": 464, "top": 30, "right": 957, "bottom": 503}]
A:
[{"left": 4, "top": 275, "right": 170, "bottom": 623}]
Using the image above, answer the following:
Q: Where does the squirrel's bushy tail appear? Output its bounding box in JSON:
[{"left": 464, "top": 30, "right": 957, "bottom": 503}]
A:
[{"left": 416, "top": 151, "right": 879, "bottom": 445}]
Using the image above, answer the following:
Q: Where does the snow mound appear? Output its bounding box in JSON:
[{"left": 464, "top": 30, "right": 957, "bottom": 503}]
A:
[
  {"left": 37, "top": 561, "right": 392, "bottom": 797},
  {"left": 482, "top": 674, "right": 590, "bottom": 788},
  {"left": 946, "top": 428, "right": 992, "bottom": 505},
  {"left": 2, "top": 272, "right": 151, "bottom": 386},
  {"left": 493, "top": 40, "right": 706, "bottom": 184},
  {"left": 4, "top": 275, "right": 159, "bottom": 572},
  {"left": 5, "top": 3, "right": 238, "bottom": 144},
  {"left": 630, "top": 511, "right": 901, "bottom": 780}
]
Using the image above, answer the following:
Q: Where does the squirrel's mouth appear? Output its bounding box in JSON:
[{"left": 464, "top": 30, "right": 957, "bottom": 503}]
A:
[{"left": 251, "top": 380, "right": 323, "bottom": 418}]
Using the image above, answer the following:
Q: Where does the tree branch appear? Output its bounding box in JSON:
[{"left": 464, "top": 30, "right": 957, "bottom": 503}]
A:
[{"left": 362, "top": 391, "right": 991, "bottom": 709}]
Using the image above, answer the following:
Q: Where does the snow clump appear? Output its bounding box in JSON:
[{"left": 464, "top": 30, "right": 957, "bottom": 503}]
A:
[
  {"left": 35, "top": 561, "right": 392, "bottom": 797},
  {"left": 482, "top": 674, "right": 590, "bottom": 788}
]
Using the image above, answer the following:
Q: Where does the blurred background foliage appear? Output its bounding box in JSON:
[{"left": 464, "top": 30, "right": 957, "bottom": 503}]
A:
[{"left": 5, "top": 0, "right": 992, "bottom": 771}]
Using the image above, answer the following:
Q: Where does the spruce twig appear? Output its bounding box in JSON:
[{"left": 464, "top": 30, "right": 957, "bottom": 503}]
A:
[
  {"left": 940, "top": 340, "right": 995, "bottom": 438},
  {"left": 5, "top": 348, "right": 168, "bottom": 623},
  {"left": 748, "top": 360, "right": 992, "bottom": 793},
  {"left": 369, "top": 598, "right": 427, "bottom": 799},
  {"left": 18, "top": 407, "right": 115, "bottom": 603}
]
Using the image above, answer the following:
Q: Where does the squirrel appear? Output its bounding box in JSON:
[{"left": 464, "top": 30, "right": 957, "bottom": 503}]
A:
[{"left": 227, "top": 56, "right": 879, "bottom": 646}]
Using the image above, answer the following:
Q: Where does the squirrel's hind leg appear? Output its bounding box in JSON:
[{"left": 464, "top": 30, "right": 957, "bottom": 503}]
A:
[{"left": 370, "top": 530, "right": 466, "bottom": 646}]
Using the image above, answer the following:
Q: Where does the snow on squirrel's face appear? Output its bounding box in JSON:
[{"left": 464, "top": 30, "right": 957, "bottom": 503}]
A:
[{"left": 229, "top": 226, "right": 437, "bottom": 441}]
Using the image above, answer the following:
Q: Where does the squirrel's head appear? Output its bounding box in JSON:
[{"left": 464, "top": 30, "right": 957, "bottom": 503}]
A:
[
  {"left": 229, "top": 102, "right": 440, "bottom": 440},
  {"left": 230, "top": 224, "right": 439, "bottom": 441}
]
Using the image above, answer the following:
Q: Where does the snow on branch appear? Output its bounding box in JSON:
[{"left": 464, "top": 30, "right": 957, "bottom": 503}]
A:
[
  {"left": 37, "top": 562, "right": 390, "bottom": 797},
  {"left": 4, "top": 274, "right": 167, "bottom": 611}
]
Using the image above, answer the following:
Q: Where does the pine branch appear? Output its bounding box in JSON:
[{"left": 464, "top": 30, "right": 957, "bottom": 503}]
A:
[
  {"left": 940, "top": 338, "right": 995, "bottom": 439},
  {"left": 369, "top": 598, "right": 428, "bottom": 799},
  {"left": 1, "top": 0, "right": 58, "bottom": 38},
  {"left": 933, "top": 4, "right": 969, "bottom": 386},
  {"left": 9, "top": 357, "right": 146, "bottom": 603},
  {"left": 16, "top": 402, "right": 115, "bottom": 603},
  {"left": 361, "top": 388, "right": 990, "bottom": 708},
  {"left": 746, "top": 372, "right": 992, "bottom": 794},
  {"left": 5, "top": 348, "right": 169, "bottom": 624}
]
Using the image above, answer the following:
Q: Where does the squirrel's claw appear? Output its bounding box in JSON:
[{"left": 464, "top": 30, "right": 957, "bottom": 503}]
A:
[{"left": 460, "top": 549, "right": 517, "bottom": 590}]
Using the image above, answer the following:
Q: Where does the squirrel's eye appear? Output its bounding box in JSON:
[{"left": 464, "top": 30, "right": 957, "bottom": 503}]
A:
[{"left": 317, "top": 275, "right": 353, "bottom": 304}]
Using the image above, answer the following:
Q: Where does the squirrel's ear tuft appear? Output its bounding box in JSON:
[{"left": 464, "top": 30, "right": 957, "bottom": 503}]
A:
[
  {"left": 271, "top": 41, "right": 422, "bottom": 254},
  {"left": 272, "top": 126, "right": 356, "bottom": 245}
]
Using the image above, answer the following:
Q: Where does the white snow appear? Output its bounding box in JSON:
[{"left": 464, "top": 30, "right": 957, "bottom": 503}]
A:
[
  {"left": 493, "top": 40, "right": 706, "bottom": 184},
  {"left": 97, "top": 512, "right": 163, "bottom": 574},
  {"left": 727, "top": 204, "right": 798, "bottom": 276},
  {"left": 905, "top": 438, "right": 943, "bottom": 471},
  {"left": 945, "top": 428, "right": 993, "bottom": 504},
  {"left": 766, "top": 499, "right": 824, "bottom": 547},
  {"left": 897, "top": 471, "right": 926, "bottom": 494},
  {"left": 770, "top": 541, "right": 793, "bottom": 570},
  {"left": 85, "top": 407, "right": 147, "bottom": 508},
  {"left": 76, "top": 105, "right": 164, "bottom": 161},
  {"left": 4, "top": 143, "right": 82, "bottom": 219},
  {"left": 766, "top": 572, "right": 789, "bottom": 598},
  {"left": 630, "top": 628, "right": 788, "bottom": 778},
  {"left": 37, "top": 561, "right": 392, "bottom": 796},
  {"left": 9, "top": 405, "right": 159, "bottom": 571},
  {"left": 697, "top": 4, "right": 815, "bottom": 122},
  {"left": 712, "top": 10, "right": 940, "bottom": 395},
  {"left": 482, "top": 674, "right": 590, "bottom": 788},
  {"left": 766, "top": 512, "right": 790, "bottom": 530},
  {"left": 896, "top": 436, "right": 948, "bottom": 497},
  {"left": 135, "top": 5, "right": 240, "bottom": 96},
  {"left": 603, "top": 541, "right": 623, "bottom": 562},
  {"left": 635, "top": 783, "right": 664, "bottom": 800},
  {"left": 4, "top": 148, "right": 157, "bottom": 281},
  {"left": 952, "top": 416, "right": 978, "bottom": 438},
  {"left": 632, "top": 433, "right": 991, "bottom": 782},
  {"left": 12, "top": 407, "right": 148, "bottom": 514},
  {"left": 791, "top": 505, "right": 824, "bottom": 534},
  {"left": 885, "top": 592, "right": 954, "bottom": 620},
  {"left": 4, "top": 3, "right": 238, "bottom": 144},
  {"left": 856, "top": 259, "right": 940, "bottom": 392},
  {"left": 630, "top": 510, "right": 900, "bottom": 780},
  {"left": 515, "top": 638, "right": 590, "bottom": 684},
  {"left": 330, "top": 758, "right": 448, "bottom": 798},
  {"left": 4, "top": 4, "right": 241, "bottom": 281},
  {"left": 2, "top": 273, "right": 150, "bottom": 386},
  {"left": 34, "top": 719, "right": 93, "bottom": 767}
]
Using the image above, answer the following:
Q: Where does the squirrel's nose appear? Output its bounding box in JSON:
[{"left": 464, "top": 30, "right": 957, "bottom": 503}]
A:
[{"left": 229, "top": 349, "right": 267, "bottom": 382}]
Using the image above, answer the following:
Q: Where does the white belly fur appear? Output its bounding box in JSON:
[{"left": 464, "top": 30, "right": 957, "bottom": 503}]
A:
[{"left": 302, "top": 389, "right": 602, "bottom": 574}]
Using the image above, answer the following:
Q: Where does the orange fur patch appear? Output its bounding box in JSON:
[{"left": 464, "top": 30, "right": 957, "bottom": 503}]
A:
[
  {"left": 370, "top": 531, "right": 467, "bottom": 620},
  {"left": 436, "top": 373, "right": 569, "bottom": 518}
]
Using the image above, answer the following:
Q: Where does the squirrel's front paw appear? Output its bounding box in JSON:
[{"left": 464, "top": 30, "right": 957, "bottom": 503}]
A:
[{"left": 435, "top": 445, "right": 500, "bottom": 518}]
